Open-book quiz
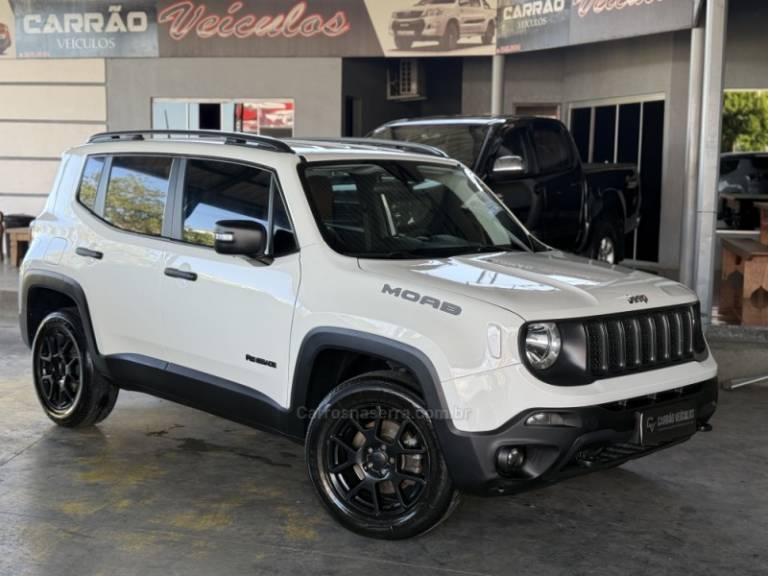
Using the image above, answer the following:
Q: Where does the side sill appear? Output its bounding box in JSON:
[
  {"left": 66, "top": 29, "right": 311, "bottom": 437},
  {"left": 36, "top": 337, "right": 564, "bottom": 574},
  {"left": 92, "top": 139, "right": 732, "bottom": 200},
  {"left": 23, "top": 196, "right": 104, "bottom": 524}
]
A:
[{"left": 106, "top": 354, "right": 305, "bottom": 441}]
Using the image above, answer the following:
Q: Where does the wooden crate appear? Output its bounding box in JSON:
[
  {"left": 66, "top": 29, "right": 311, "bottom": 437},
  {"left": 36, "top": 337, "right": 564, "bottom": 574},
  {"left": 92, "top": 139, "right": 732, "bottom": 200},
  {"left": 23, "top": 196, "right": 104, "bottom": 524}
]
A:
[{"left": 720, "top": 237, "right": 768, "bottom": 326}]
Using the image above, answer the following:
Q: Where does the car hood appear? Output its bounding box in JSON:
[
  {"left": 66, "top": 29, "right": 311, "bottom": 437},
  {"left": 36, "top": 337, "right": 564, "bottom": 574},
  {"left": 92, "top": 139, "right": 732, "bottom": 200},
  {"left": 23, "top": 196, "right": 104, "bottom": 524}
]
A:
[{"left": 358, "top": 250, "right": 697, "bottom": 321}]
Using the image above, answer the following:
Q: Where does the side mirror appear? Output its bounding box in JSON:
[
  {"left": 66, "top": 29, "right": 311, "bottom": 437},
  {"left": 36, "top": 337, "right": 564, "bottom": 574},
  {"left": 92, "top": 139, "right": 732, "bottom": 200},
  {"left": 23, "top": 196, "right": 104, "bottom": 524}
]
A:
[
  {"left": 214, "top": 220, "right": 267, "bottom": 257},
  {"left": 492, "top": 155, "right": 527, "bottom": 179}
]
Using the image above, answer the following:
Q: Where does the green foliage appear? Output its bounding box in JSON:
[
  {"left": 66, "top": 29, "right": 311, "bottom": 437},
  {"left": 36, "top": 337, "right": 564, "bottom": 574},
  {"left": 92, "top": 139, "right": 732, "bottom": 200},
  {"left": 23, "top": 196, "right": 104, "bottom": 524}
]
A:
[
  {"left": 722, "top": 91, "right": 768, "bottom": 152},
  {"left": 103, "top": 175, "right": 166, "bottom": 236}
]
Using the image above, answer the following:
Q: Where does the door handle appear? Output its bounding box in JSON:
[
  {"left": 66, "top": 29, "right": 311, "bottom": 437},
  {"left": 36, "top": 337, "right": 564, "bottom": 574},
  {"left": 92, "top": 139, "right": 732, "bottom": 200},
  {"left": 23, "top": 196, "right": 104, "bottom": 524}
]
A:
[
  {"left": 75, "top": 247, "right": 103, "bottom": 260},
  {"left": 164, "top": 267, "right": 198, "bottom": 282}
]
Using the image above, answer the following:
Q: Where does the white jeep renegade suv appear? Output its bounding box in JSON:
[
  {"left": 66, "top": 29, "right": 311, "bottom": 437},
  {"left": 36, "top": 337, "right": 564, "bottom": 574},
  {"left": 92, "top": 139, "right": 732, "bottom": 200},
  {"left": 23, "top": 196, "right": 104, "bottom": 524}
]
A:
[{"left": 20, "top": 130, "right": 718, "bottom": 539}]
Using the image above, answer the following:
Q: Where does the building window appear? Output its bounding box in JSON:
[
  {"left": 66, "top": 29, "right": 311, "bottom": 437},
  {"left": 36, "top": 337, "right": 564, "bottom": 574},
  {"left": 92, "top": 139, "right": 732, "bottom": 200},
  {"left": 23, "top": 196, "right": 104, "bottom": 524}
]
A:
[
  {"left": 152, "top": 99, "right": 295, "bottom": 138},
  {"left": 570, "top": 98, "right": 666, "bottom": 263}
]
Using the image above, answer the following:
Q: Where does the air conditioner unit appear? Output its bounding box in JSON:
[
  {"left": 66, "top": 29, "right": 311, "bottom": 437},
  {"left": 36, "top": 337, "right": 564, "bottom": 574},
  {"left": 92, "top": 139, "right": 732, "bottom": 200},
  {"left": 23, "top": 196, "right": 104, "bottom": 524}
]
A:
[{"left": 387, "top": 59, "right": 426, "bottom": 101}]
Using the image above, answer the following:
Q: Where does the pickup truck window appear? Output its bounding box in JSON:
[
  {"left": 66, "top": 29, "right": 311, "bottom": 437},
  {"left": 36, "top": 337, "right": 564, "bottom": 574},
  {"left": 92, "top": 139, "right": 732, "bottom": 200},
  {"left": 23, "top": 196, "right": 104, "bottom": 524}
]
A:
[
  {"left": 301, "top": 161, "right": 531, "bottom": 259},
  {"left": 380, "top": 124, "right": 489, "bottom": 169},
  {"left": 498, "top": 129, "right": 529, "bottom": 164},
  {"left": 532, "top": 123, "right": 573, "bottom": 174}
]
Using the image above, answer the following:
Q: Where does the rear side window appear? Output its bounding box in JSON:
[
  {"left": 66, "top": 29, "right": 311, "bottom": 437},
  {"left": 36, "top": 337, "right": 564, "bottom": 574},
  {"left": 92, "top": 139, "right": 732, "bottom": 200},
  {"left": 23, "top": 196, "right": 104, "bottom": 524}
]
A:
[
  {"left": 750, "top": 156, "right": 768, "bottom": 171},
  {"left": 181, "top": 158, "right": 296, "bottom": 255},
  {"left": 720, "top": 158, "right": 739, "bottom": 176},
  {"left": 77, "top": 156, "right": 106, "bottom": 211},
  {"left": 532, "top": 123, "right": 573, "bottom": 173},
  {"left": 103, "top": 156, "right": 172, "bottom": 236}
]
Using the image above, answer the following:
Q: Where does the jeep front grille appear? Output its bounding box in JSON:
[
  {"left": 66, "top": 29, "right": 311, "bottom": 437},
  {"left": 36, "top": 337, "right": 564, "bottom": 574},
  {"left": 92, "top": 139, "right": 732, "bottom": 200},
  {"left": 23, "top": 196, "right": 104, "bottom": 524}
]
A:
[{"left": 585, "top": 305, "right": 704, "bottom": 378}]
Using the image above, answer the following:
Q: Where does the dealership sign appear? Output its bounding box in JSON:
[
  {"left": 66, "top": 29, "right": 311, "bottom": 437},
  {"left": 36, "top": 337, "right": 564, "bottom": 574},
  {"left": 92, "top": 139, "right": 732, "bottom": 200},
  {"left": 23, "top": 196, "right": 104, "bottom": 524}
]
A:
[
  {"left": 497, "top": 0, "right": 697, "bottom": 54},
  {"left": 5, "top": 0, "right": 696, "bottom": 58},
  {"left": 11, "top": 0, "right": 158, "bottom": 57},
  {"left": 156, "top": 0, "right": 381, "bottom": 57}
]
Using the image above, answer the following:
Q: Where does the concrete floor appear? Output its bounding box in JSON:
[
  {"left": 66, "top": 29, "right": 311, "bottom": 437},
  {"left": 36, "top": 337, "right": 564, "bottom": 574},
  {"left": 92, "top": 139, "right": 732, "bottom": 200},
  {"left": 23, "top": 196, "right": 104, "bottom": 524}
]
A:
[{"left": 1, "top": 321, "right": 767, "bottom": 576}]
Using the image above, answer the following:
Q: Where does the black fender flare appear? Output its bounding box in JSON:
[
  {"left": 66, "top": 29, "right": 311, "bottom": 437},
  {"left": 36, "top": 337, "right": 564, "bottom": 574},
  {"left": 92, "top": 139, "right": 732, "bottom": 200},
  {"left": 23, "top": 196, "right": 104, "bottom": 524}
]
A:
[
  {"left": 20, "top": 270, "right": 108, "bottom": 374},
  {"left": 290, "top": 327, "right": 448, "bottom": 419},
  {"left": 289, "top": 327, "right": 504, "bottom": 488}
]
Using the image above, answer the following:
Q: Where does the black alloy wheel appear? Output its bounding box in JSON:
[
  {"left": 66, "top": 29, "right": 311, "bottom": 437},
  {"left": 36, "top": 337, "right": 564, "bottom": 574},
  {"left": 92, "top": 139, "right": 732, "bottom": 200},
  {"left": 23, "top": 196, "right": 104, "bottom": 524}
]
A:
[
  {"left": 33, "top": 309, "right": 119, "bottom": 427},
  {"left": 35, "top": 323, "right": 83, "bottom": 416},
  {"left": 306, "top": 373, "right": 458, "bottom": 539},
  {"left": 325, "top": 403, "right": 429, "bottom": 517}
]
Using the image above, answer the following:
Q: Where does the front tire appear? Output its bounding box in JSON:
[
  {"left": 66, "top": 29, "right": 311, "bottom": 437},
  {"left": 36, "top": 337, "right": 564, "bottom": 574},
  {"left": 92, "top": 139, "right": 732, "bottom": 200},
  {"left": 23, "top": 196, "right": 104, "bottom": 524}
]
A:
[
  {"left": 32, "top": 309, "right": 119, "bottom": 428},
  {"left": 394, "top": 36, "right": 413, "bottom": 50},
  {"left": 440, "top": 21, "right": 459, "bottom": 50},
  {"left": 481, "top": 21, "right": 495, "bottom": 45},
  {"left": 306, "top": 373, "right": 458, "bottom": 539},
  {"left": 590, "top": 218, "right": 625, "bottom": 264}
]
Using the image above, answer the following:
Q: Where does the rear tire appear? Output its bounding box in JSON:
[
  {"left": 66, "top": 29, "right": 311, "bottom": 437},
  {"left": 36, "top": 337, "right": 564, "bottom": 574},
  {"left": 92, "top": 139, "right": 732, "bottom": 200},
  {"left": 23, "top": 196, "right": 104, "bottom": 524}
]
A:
[
  {"left": 306, "top": 372, "right": 459, "bottom": 539},
  {"left": 590, "top": 218, "right": 625, "bottom": 264},
  {"left": 32, "top": 309, "right": 119, "bottom": 428}
]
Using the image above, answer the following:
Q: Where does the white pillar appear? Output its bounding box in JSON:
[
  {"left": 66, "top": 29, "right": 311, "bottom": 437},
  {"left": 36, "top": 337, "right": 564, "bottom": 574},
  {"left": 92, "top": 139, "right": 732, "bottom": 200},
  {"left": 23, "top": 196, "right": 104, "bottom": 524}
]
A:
[
  {"left": 491, "top": 54, "right": 505, "bottom": 115},
  {"left": 694, "top": 0, "right": 729, "bottom": 322},
  {"left": 679, "top": 26, "right": 705, "bottom": 288}
]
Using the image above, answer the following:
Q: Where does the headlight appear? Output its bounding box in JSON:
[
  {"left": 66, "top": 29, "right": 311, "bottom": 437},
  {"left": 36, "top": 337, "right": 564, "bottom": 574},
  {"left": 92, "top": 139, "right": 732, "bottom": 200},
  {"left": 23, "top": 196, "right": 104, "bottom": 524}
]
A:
[
  {"left": 425, "top": 8, "right": 442, "bottom": 17},
  {"left": 524, "top": 322, "right": 561, "bottom": 370}
]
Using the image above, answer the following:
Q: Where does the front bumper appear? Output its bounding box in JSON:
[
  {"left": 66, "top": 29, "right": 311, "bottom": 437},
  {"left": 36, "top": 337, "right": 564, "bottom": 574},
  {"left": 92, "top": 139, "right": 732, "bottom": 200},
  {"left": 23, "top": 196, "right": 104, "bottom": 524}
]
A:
[
  {"left": 390, "top": 18, "right": 443, "bottom": 38},
  {"left": 437, "top": 377, "right": 718, "bottom": 495}
]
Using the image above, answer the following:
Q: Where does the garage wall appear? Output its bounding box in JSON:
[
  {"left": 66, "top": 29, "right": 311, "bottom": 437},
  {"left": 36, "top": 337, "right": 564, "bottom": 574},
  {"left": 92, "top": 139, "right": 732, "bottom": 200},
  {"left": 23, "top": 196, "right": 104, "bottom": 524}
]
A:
[
  {"left": 342, "top": 58, "right": 463, "bottom": 136},
  {"left": 0, "top": 59, "right": 106, "bottom": 217},
  {"left": 461, "top": 50, "right": 564, "bottom": 115},
  {"left": 106, "top": 58, "right": 343, "bottom": 137}
]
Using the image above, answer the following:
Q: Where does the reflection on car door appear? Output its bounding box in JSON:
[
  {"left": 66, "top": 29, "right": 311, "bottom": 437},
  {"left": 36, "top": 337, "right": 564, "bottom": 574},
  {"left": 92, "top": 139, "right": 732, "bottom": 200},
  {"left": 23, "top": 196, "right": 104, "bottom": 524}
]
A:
[
  {"left": 76, "top": 155, "right": 172, "bottom": 359},
  {"left": 158, "top": 158, "right": 300, "bottom": 407}
]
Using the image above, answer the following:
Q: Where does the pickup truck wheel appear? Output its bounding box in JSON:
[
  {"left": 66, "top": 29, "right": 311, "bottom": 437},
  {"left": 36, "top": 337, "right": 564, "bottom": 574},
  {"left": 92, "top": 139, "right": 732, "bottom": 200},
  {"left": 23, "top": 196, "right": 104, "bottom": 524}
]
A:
[
  {"left": 590, "top": 219, "right": 624, "bottom": 264},
  {"left": 306, "top": 374, "right": 458, "bottom": 539},
  {"left": 481, "top": 21, "right": 495, "bottom": 44},
  {"left": 440, "top": 21, "right": 459, "bottom": 50},
  {"left": 32, "top": 309, "right": 119, "bottom": 428},
  {"left": 394, "top": 36, "right": 413, "bottom": 50}
]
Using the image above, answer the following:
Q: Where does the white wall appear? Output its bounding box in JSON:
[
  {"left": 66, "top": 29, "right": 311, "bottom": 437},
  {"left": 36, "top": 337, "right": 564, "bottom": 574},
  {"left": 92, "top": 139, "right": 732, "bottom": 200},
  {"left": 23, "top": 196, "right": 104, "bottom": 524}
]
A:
[
  {"left": 105, "top": 58, "right": 343, "bottom": 137},
  {"left": 0, "top": 59, "right": 107, "bottom": 217}
]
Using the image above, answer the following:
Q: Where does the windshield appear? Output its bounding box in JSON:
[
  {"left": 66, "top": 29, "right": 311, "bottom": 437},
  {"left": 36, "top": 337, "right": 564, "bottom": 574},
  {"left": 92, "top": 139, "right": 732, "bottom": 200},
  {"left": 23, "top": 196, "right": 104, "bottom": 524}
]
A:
[
  {"left": 301, "top": 161, "right": 532, "bottom": 259},
  {"left": 373, "top": 124, "right": 490, "bottom": 168}
]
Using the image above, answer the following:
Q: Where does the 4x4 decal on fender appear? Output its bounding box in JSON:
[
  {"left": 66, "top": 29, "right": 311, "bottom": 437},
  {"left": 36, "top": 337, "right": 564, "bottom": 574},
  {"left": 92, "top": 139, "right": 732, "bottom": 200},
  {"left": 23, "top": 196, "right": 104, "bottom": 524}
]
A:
[{"left": 381, "top": 284, "right": 462, "bottom": 316}]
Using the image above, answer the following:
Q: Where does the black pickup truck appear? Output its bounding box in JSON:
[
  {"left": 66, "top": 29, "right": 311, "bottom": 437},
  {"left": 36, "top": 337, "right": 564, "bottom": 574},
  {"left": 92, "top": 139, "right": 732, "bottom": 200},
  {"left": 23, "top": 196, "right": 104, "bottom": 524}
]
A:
[{"left": 371, "top": 116, "right": 641, "bottom": 263}]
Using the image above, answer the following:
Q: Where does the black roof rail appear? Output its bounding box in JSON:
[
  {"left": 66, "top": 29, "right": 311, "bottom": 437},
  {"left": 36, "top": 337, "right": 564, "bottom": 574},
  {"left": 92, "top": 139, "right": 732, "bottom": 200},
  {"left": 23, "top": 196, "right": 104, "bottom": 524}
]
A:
[
  {"left": 300, "top": 137, "right": 450, "bottom": 159},
  {"left": 87, "top": 130, "right": 295, "bottom": 153}
]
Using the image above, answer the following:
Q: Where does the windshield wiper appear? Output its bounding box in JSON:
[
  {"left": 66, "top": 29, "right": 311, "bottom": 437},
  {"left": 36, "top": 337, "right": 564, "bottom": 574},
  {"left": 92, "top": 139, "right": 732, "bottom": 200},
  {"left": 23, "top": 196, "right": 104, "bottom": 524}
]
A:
[{"left": 452, "top": 244, "right": 524, "bottom": 256}]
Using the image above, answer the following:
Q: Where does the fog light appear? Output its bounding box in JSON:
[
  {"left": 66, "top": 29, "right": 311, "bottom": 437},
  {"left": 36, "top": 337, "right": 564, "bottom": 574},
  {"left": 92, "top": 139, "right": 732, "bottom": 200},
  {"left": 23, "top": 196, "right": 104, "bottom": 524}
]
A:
[
  {"left": 525, "top": 412, "right": 568, "bottom": 427},
  {"left": 496, "top": 446, "right": 526, "bottom": 476}
]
